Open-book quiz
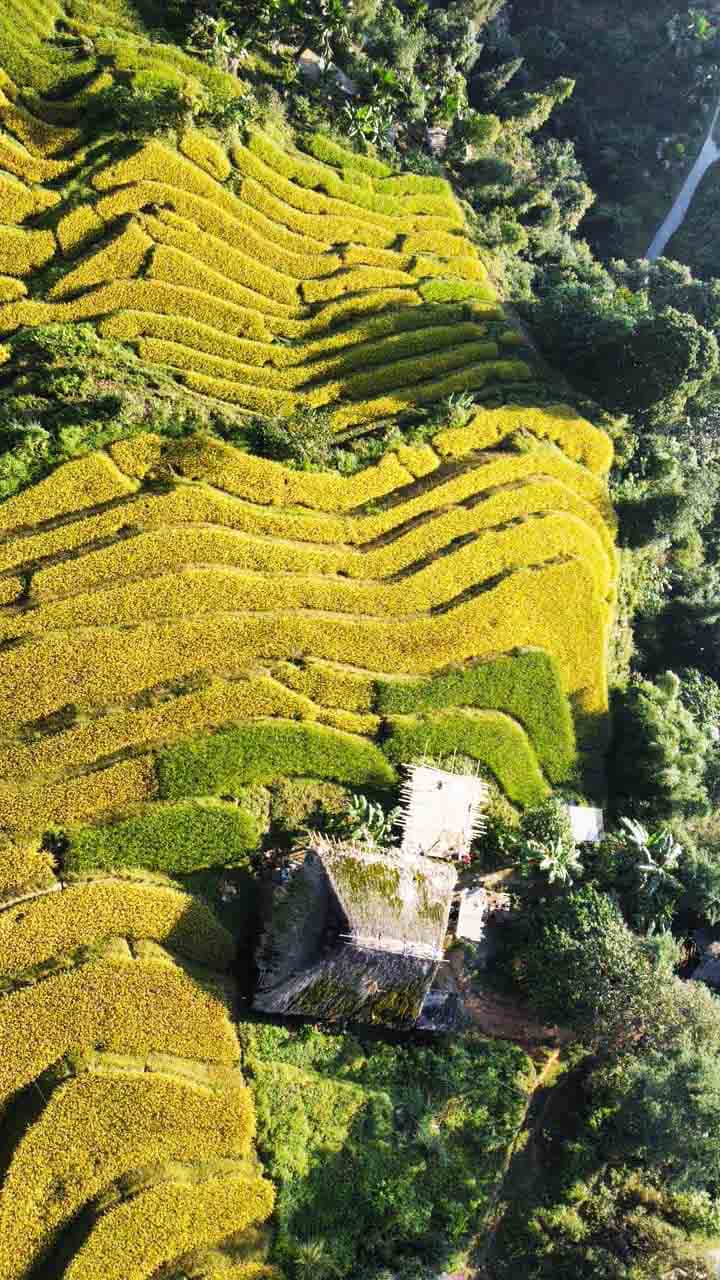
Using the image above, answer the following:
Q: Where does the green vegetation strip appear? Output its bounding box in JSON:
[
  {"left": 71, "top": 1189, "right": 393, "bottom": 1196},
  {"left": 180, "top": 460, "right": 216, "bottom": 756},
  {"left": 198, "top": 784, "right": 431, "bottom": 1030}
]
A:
[
  {"left": 157, "top": 719, "right": 396, "bottom": 800},
  {"left": 382, "top": 708, "right": 550, "bottom": 807},
  {"left": 64, "top": 799, "right": 259, "bottom": 875},
  {"left": 374, "top": 650, "right": 576, "bottom": 783},
  {"left": 242, "top": 1021, "right": 531, "bottom": 1279}
]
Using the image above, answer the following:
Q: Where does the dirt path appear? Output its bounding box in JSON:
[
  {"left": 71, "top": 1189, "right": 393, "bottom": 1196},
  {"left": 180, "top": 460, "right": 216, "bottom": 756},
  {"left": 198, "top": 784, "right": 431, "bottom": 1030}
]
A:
[
  {"left": 436, "top": 950, "right": 570, "bottom": 1280},
  {"left": 447, "top": 948, "right": 567, "bottom": 1052}
]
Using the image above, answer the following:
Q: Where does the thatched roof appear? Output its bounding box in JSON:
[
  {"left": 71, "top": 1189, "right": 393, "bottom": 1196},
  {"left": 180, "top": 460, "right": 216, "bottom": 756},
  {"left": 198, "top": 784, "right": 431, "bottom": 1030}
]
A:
[
  {"left": 254, "top": 838, "right": 456, "bottom": 1029},
  {"left": 319, "top": 836, "right": 456, "bottom": 959}
]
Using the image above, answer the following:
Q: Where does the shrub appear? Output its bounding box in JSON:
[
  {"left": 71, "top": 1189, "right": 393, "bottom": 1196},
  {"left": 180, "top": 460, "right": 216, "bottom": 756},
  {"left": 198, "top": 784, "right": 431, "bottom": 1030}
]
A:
[
  {"left": 609, "top": 672, "right": 709, "bottom": 820},
  {"left": 516, "top": 797, "right": 581, "bottom": 885},
  {"left": 64, "top": 800, "right": 259, "bottom": 875},
  {"left": 614, "top": 1045, "right": 720, "bottom": 1195},
  {"left": 582, "top": 307, "right": 719, "bottom": 421},
  {"left": 516, "top": 886, "right": 671, "bottom": 1051},
  {"left": 248, "top": 404, "right": 335, "bottom": 468},
  {"left": 244, "top": 1025, "right": 529, "bottom": 1278}
]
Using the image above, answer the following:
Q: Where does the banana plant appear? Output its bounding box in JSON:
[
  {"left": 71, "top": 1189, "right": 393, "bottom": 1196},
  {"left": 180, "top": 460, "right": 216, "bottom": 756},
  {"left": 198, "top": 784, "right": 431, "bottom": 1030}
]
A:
[{"left": 617, "top": 816, "right": 684, "bottom": 930}]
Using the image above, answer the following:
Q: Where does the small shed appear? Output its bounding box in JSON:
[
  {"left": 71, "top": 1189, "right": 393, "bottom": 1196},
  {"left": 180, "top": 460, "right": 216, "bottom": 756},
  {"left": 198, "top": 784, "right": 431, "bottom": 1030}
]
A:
[
  {"left": 254, "top": 836, "right": 456, "bottom": 1029},
  {"left": 566, "top": 804, "right": 605, "bottom": 844},
  {"left": 456, "top": 887, "right": 489, "bottom": 942},
  {"left": 400, "top": 764, "right": 488, "bottom": 860}
]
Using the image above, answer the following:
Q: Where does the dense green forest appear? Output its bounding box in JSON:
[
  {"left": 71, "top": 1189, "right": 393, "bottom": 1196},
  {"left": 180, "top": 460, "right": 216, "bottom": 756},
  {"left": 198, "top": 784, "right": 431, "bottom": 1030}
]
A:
[{"left": 2, "top": 0, "right": 720, "bottom": 1278}]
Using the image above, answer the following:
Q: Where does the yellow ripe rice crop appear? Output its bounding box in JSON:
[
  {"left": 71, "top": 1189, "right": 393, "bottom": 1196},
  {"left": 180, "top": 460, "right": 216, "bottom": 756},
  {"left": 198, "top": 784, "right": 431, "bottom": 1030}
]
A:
[
  {"left": 0, "top": 172, "right": 59, "bottom": 223},
  {"left": 147, "top": 204, "right": 336, "bottom": 278},
  {"left": 260, "top": 304, "right": 471, "bottom": 365},
  {"left": 0, "top": 574, "right": 22, "bottom": 603},
  {"left": 0, "top": 279, "right": 271, "bottom": 341},
  {"left": 341, "top": 242, "right": 414, "bottom": 270},
  {"left": 274, "top": 660, "right": 375, "bottom": 712},
  {"left": 0, "top": 559, "right": 609, "bottom": 726},
  {"left": 235, "top": 137, "right": 463, "bottom": 231},
  {"left": 0, "top": 833, "right": 55, "bottom": 902},
  {"left": 0, "top": 86, "right": 80, "bottom": 155},
  {"left": 179, "top": 129, "right": 231, "bottom": 181},
  {"left": 175, "top": 370, "right": 298, "bottom": 414},
  {"left": 1, "top": 512, "right": 612, "bottom": 642},
  {"left": 234, "top": 141, "right": 396, "bottom": 226},
  {"left": 306, "top": 132, "right": 391, "bottom": 178},
  {"left": 64, "top": 1166, "right": 275, "bottom": 1280},
  {"left": 103, "top": 300, "right": 471, "bottom": 373},
  {"left": 160, "top": 433, "right": 416, "bottom": 509},
  {"left": 107, "top": 431, "right": 164, "bottom": 479},
  {"left": 264, "top": 288, "right": 422, "bottom": 341},
  {"left": 401, "top": 228, "right": 473, "bottom": 258},
  {"left": 327, "top": 360, "right": 530, "bottom": 430},
  {"left": 56, "top": 203, "right": 105, "bottom": 256},
  {"left": 410, "top": 253, "right": 488, "bottom": 282},
  {"left": 0, "top": 483, "right": 347, "bottom": 578},
  {"left": 300, "top": 266, "right": 417, "bottom": 303},
  {"left": 0, "top": 451, "right": 136, "bottom": 531},
  {"left": 0, "top": 276, "right": 25, "bottom": 302},
  {"left": 0, "top": 949, "right": 239, "bottom": 1111},
  {"left": 435, "top": 404, "right": 614, "bottom": 476},
  {"left": 30, "top": 524, "right": 347, "bottom": 602},
  {"left": 49, "top": 221, "right": 152, "bottom": 299},
  {"left": 147, "top": 242, "right": 302, "bottom": 318},
  {"left": 0, "top": 878, "right": 235, "bottom": 972},
  {"left": 0, "top": 1066, "right": 256, "bottom": 1280},
  {"left": 0, "top": 757, "right": 155, "bottom": 832},
  {"left": 239, "top": 175, "right": 403, "bottom": 249},
  {"left": 94, "top": 180, "right": 331, "bottom": 260},
  {"left": 0, "top": 225, "right": 55, "bottom": 275},
  {"left": 135, "top": 337, "right": 306, "bottom": 388},
  {"left": 247, "top": 129, "right": 460, "bottom": 221},
  {"left": 137, "top": 330, "right": 495, "bottom": 403},
  {"left": 0, "top": 132, "right": 71, "bottom": 182},
  {"left": 142, "top": 212, "right": 302, "bottom": 307},
  {"left": 0, "top": 675, "right": 319, "bottom": 780},
  {"left": 99, "top": 310, "right": 275, "bottom": 366},
  {"left": 92, "top": 140, "right": 238, "bottom": 211}
]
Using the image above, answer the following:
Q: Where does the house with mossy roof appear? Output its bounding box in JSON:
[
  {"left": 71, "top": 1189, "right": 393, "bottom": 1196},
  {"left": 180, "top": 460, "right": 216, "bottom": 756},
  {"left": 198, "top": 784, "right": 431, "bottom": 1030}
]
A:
[{"left": 253, "top": 836, "right": 456, "bottom": 1029}]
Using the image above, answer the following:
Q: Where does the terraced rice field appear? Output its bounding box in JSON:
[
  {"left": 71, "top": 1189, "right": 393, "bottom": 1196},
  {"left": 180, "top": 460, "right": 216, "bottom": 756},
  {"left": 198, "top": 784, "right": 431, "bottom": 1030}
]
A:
[{"left": 0, "top": 0, "right": 618, "bottom": 1272}]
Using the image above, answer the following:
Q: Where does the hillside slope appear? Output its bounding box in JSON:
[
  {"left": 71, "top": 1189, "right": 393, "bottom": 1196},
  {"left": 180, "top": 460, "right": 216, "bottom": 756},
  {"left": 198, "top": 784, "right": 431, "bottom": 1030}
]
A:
[{"left": 0, "top": 1, "right": 618, "bottom": 1275}]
